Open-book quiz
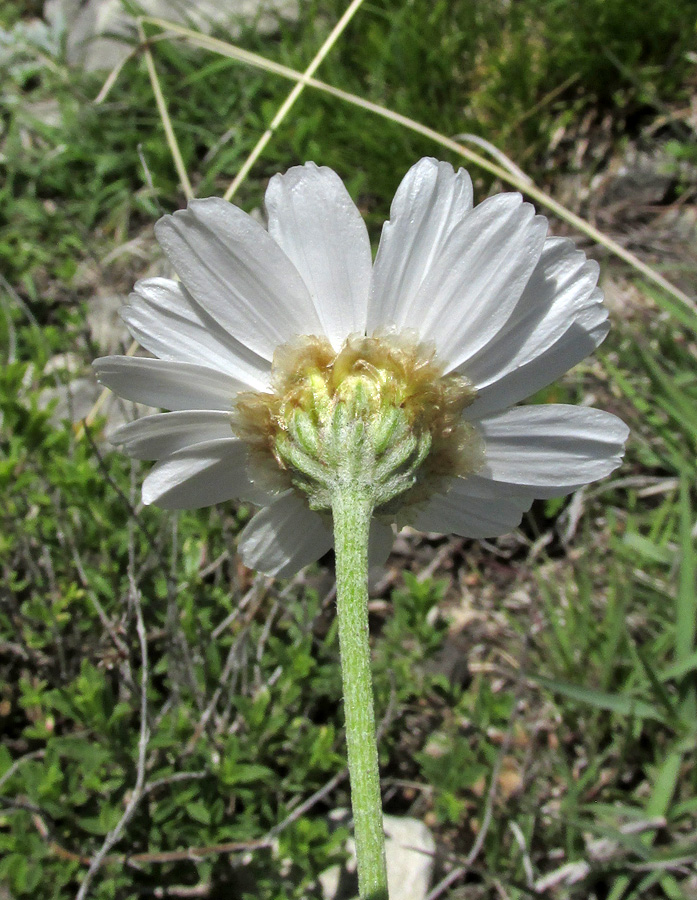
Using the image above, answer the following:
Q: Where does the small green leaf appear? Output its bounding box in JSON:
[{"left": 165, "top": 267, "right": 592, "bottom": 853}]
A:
[{"left": 186, "top": 800, "right": 211, "bottom": 825}]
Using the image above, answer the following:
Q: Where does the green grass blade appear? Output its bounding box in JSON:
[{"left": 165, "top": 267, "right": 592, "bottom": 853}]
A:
[
  {"left": 676, "top": 477, "right": 697, "bottom": 663},
  {"left": 659, "top": 650, "right": 697, "bottom": 683},
  {"left": 530, "top": 675, "right": 669, "bottom": 724}
]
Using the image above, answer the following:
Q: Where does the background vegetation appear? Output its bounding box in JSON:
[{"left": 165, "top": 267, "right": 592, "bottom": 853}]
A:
[{"left": 1, "top": 0, "right": 697, "bottom": 897}]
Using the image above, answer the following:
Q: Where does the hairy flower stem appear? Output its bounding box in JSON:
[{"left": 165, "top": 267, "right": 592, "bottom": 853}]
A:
[{"left": 332, "top": 487, "right": 389, "bottom": 900}]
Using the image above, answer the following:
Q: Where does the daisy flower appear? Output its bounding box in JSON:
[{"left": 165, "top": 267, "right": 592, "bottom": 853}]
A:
[{"left": 94, "top": 158, "right": 628, "bottom": 576}]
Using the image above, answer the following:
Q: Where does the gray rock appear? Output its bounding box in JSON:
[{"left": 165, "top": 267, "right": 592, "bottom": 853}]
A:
[
  {"left": 39, "top": 374, "right": 101, "bottom": 424},
  {"left": 600, "top": 148, "right": 674, "bottom": 207},
  {"left": 86, "top": 291, "right": 130, "bottom": 353},
  {"left": 39, "top": 350, "right": 153, "bottom": 432},
  {"left": 39, "top": 370, "right": 150, "bottom": 431},
  {"left": 45, "top": 0, "right": 299, "bottom": 71},
  {"left": 319, "top": 812, "right": 436, "bottom": 900},
  {"left": 22, "top": 98, "right": 63, "bottom": 128}
]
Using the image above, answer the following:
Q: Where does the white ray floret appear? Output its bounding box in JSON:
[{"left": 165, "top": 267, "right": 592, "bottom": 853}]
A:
[{"left": 94, "top": 157, "right": 628, "bottom": 576}]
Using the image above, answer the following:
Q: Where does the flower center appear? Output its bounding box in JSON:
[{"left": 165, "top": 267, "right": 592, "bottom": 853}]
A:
[{"left": 232, "top": 332, "right": 483, "bottom": 513}]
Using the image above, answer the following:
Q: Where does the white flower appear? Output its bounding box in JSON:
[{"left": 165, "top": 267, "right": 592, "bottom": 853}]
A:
[{"left": 94, "top": 158, "right": 628, "bottom": 577}]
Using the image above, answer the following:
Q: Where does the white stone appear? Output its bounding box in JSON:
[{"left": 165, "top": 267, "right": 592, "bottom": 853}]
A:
[
  {"left": 319, "top": 812, "right": 436, "bottom": 900},
  {"left": 44, "top": 0, "right": 299, "bottom": 71}
]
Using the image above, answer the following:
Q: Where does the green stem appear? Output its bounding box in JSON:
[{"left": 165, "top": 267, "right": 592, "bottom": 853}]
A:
[{"left": 332, "top": 487, "right": 389, "bottom": 900}]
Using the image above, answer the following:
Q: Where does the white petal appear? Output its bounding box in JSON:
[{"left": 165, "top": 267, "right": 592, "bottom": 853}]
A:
[
  {"left": 368, "top": 158, "right": 473, "bottom": 333},
  {"left": 447, "top": 473, "right": 536, "bottom": 507},
  {"left": 142, "top": 438, "right": 267, "bottom": 509},
  {"left": 93, "top": 356, "right": 244, "bottom": 411},
  {"left": 369, "top": 520, "right": 394, "bottom": 568},
  {"left": 466, "top": 312, "right": 609, "bottom": 418},
  {"left": 410, "top": 193, "right": 548, "bottom": 370},
  {"left": 122, "top": 277, "right": 270, "bottom": 390},
  {"left": 155, "top": 198, "right": 322, "bottom": 360},
  {"left": 414, "top": 474, "right": 533, "bottom": 538},
  {"left": 478, "top": 405, "right": 629, "bottom": 497},
  {"left": 266, "top": 163, "right": 372, "bottom": 349},
  {"left": 237, "top": 492, "right": 333, "bottom": 577},
  {"left": 461, "top": 238, "right": 608, "bottom": 415},
  {"left": 109, "top": 410, "right": 234, "bottom": 459}
]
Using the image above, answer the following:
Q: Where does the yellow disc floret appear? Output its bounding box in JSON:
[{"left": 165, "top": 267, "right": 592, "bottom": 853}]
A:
[{"left": 232, "top": 331, "right": 483, "bottom": 513}]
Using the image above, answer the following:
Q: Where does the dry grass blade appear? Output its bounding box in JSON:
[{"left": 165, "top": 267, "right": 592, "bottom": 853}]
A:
[
  {"left": 453, "top": 133, "right": 533, "bottom": 185},
  {"left": 74, "top": 564, "right": 150, "bottom": 899},
  {"left": 129, "top": 17, "right": 696, "bottom": 316},
  {"left": 137, "top": 20, "right": 194, "bottom": 201},
  {"left": 223, "top": 0, "right": 368, "bottom": 201}
]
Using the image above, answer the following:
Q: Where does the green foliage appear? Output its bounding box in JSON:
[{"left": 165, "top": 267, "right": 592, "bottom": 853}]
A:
[
  {"left": 374, "top": 572, "right": 448, "bottom": 693},
  {"left": 2, "top": 0, "right": 697, "bottom": 897}
]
